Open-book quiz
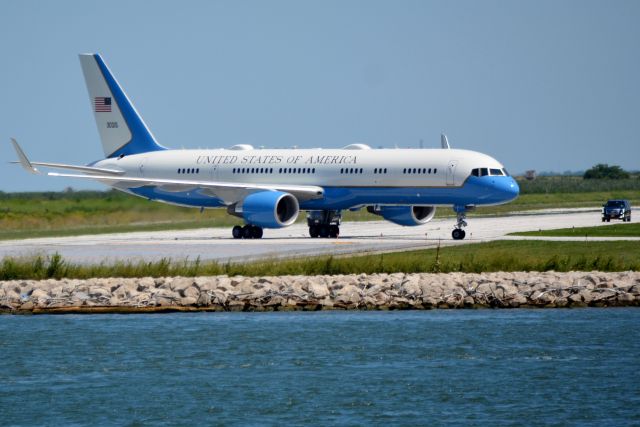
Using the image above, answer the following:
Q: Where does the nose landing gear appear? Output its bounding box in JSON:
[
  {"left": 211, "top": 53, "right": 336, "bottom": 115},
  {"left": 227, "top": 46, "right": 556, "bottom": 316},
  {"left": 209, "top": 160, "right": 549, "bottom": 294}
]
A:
[
  {"left": 232, "top": 224, "right": 263, "bottom": 239},
  {"left": 452, "top": 206, "right": 472, "bottom": 240}
]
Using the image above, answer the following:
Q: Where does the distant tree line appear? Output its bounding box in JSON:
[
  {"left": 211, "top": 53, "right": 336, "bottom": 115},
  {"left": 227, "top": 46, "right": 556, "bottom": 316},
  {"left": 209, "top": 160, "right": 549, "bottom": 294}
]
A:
[{"left": 583, "top": 164, "right": 630, "bottom": 180}]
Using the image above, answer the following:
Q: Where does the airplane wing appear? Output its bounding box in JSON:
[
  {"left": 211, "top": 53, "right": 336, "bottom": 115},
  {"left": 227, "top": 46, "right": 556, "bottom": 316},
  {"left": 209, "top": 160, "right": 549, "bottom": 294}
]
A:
[
  {"left": 10, "top": 138, "right": 124, "bottom": 175},
  {"left": 10, "top": 138, "right": 324, "bottom": 203},
  {"left": 47, "top": 172, "right": 324, "bottom": 202}
]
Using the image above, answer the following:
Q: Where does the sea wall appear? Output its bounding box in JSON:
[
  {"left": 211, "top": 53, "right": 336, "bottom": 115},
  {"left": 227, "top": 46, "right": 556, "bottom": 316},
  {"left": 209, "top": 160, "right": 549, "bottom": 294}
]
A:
[{"left": 1, "top": 271, "right": 639, "bottom": 314}]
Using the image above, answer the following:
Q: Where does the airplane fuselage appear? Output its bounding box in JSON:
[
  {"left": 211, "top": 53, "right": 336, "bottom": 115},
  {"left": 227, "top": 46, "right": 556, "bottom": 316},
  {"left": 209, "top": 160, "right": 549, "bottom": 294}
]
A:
[{"left": 93, "top": 147, "right": 519, "bottom": 211}]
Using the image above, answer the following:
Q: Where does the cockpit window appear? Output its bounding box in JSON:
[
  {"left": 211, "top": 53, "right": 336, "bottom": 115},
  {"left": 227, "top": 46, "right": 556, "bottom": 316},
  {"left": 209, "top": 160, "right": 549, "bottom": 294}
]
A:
[{"left": 471, "top": 167, "right": 509, "bottom": 178}]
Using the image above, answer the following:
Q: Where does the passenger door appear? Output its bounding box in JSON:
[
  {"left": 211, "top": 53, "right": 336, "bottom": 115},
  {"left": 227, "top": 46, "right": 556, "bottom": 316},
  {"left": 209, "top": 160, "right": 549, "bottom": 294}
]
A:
[{"left": 446, "top": 160, "right": 458, "bottom": 186}]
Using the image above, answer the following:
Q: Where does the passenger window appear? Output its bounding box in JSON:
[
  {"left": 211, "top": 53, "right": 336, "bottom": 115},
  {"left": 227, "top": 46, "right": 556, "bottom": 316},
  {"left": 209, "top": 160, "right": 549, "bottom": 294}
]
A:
[
  {"left": 384, "top": 168, "right": 387, "bottom": 173},
  {"left": 403, "top": 168, "right": 406, "bottom": 174}
]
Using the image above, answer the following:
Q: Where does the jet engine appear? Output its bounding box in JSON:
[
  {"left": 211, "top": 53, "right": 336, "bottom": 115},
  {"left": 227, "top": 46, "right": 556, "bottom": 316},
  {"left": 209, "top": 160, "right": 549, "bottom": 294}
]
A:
[
  {"left": 231, "top": 191, "right": 300, "bottom": 228},
  {"left": 367, "top": 205, "right": 436, "bottom": 226}
]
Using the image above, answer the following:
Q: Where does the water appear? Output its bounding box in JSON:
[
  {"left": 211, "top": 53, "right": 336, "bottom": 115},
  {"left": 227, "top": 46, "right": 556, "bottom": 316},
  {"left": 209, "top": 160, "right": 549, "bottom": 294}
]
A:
[{"left": 1, "top": 309, "right": 639, "bottom": 426}]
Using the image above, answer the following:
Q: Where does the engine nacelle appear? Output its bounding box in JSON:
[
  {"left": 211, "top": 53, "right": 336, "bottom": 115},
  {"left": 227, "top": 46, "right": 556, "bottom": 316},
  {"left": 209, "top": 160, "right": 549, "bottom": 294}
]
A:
[
  {"left": 238, "top": 191, "right": 299, "bottom": 228},
  {"left": 368, "top": 205, "right": 436, "bottom": 226}
]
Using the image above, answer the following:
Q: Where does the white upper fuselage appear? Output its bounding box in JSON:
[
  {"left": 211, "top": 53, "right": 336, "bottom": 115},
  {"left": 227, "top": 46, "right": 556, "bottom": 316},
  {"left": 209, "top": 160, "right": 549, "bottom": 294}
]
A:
[{"left": 95, "top": 147, "right": 504, "bottom": 190}]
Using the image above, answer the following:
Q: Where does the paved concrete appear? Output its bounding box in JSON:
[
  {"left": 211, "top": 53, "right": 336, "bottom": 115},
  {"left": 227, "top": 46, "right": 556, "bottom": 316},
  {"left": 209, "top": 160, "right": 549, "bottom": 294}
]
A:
[{"left": 1, "top": 209, "right": 635, "bottom": 264}]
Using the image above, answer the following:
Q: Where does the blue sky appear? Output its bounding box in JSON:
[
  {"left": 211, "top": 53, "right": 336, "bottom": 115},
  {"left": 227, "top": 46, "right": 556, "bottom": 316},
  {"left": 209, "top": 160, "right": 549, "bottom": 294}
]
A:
[{"left": 2, "top": 0, "right": 639, "bottom": 191}]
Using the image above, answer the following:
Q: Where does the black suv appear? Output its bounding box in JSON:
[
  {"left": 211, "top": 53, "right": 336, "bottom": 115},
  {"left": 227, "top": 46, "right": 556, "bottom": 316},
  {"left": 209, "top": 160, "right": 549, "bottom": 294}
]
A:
[{"left": 602, "top": 200, "right": 632, "bottom": 222}]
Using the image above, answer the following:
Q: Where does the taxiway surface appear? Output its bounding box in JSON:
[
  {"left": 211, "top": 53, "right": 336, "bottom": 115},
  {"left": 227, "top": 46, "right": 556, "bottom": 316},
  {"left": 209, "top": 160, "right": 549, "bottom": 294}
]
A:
[{"left": 1, "top": 209, "right": 633, "bottom": 264}]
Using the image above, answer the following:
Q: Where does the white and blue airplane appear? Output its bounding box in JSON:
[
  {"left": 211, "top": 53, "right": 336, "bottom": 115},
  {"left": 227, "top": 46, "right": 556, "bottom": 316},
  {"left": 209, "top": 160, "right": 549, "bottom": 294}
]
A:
[{"left": 11, "top": 53, "right": 519, "bottom": 240}]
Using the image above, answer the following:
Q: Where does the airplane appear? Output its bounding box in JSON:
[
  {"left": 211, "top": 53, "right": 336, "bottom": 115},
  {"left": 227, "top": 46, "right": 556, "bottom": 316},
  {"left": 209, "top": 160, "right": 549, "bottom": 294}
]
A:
[{"left": 10, "top": 53, "right": 519, "bottom": 240}]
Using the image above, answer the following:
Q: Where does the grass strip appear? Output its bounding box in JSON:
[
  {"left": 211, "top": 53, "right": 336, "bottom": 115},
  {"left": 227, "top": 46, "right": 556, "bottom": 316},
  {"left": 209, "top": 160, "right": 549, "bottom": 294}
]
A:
[
  {"left": 1, "top": 240, "right": 638, "bottom": 280},
  {"left": 511, "top": 223, "right": 640, "bottom": 237}
]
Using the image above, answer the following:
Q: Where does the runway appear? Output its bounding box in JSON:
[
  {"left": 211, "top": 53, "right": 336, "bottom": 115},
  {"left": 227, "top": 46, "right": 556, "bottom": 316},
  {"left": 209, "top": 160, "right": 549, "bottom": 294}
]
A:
[{"left": 0, "top": 209, "right": 635, "bottom": 264}]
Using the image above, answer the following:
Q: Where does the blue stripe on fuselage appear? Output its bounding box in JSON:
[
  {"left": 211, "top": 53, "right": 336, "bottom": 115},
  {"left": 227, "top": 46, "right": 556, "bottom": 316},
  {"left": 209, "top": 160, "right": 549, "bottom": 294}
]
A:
[
  {"left": 127, "top": 176, "right": 519, "bottom": 210},
  {"left": 93, "top": 54, "right": 167, "bottom": 158}
]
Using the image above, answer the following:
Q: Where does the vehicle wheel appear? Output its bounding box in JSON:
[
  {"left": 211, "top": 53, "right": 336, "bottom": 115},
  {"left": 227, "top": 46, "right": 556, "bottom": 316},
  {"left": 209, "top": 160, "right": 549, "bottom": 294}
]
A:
[
  {"left": 232, "top": 225, "right": 243, "bottom": 239},
  {"left": 309, "top": 225, "right": 319, "bottom": 238},
  {"left": 329, "top": 225, "right": 339, "bottom": 238},
  {"left": 242, "top": 225, "right": 253, "bottom": 239},
  {"left": 251, "top": 226, "right": 263, "bottom": 239},
  {"left": 606, "top": 218, "right": 610, "bottom": 222},
  {"left": 602, "top": 218, "right": 605, "bottom": 223},
  {"left": 452, "top": 229, "right": 465, "bottom": 240},
  {"left": 319, "top": 225, "right": 330, "bottom": 238}
]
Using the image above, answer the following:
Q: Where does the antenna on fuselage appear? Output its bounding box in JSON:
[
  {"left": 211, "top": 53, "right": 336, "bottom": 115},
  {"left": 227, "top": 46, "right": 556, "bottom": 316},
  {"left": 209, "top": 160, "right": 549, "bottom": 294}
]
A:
[{"left": 441, "top": 134, "right": 450, "bottom": 149}]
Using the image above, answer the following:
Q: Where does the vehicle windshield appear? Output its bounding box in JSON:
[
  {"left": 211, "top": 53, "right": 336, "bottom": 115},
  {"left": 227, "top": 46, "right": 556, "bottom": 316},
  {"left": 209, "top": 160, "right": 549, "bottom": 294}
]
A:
[{"left": 605, "top": 201, "right": 624, "bottom": 208}]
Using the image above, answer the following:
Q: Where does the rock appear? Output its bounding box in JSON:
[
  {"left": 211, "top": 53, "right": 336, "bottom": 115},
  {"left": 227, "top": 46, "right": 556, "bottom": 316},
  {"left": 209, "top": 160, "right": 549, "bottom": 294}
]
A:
[
  {"left": 616, "top": 293, "right": 635, "bottom": 305},
  {"left": 30, "top": 288, "right": 50, "bottom": 302},
  {"left": 88, "top": 286, "right": 110, "bottom": 298},
  {"left": 181, "top": 286, "right": 200, "bottom": 299},
  {"left": 196, "top": 292, "right": 211, "bottom": 306},
  {"left": 335, "top": 285, "right": 362, "bottom": 305},
  {"left": 508, "top": 293, "right": 528, "bottom": 308},
  {"left": 307, "top": 282, "right": 329, "bottom": 299},
  {"left": 180, "top": 296, "right": 198, "bottom": 306}
]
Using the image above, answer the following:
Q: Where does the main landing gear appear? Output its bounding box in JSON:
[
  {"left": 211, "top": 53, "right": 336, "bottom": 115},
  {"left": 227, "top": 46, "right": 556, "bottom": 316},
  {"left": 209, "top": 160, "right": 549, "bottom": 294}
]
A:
[
  {"left": 232, "top": 224, "right": 263, "bottom": 239},
  {"left": 452, "top": 206, "right": 472, "bottom": 240},
  {"left": 307, "top": 210, "right": 341, "bottom": 238}
]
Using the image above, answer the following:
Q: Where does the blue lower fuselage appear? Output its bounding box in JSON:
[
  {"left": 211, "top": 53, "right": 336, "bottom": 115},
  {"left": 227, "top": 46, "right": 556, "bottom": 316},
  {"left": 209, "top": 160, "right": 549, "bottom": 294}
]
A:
[{"left": 128, "top": 175, "right": 519, "bottom": 211}]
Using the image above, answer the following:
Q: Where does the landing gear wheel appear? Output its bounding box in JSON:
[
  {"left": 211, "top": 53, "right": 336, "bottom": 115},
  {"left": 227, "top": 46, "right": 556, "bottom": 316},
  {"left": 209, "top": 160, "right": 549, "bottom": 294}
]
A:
[
  {"left": 251, "top": 225, "right": 263, "bottom": 239},
  {"left": 319, "top": 225, "right": 330, "bottom": 238},
  {"left": 242, "top": 225, "right": 253, "bottom": 239},
  {"left": 232, "top": 225, "right": 243, "bottom": 239},
  {"left": 452, "top": 229, "right": 466, "bottom": 240},
  {"left": 329, "top": 225, "right": 340, "bottom": 238},
  {"left": 309, "top": 225, "right": 319, "bottom": 238}
]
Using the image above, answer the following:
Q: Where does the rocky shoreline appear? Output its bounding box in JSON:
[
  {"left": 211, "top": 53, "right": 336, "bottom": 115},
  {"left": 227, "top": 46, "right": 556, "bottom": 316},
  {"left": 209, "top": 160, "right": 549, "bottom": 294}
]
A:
[{"left": 1, "top": 271, "right": 639, "bottom": 314}]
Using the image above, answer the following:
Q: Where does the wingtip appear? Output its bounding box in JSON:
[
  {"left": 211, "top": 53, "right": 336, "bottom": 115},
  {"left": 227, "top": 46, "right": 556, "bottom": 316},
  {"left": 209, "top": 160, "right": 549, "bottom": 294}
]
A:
[{"left": 9, "top": 138, "right": 40, "bottom": 174}]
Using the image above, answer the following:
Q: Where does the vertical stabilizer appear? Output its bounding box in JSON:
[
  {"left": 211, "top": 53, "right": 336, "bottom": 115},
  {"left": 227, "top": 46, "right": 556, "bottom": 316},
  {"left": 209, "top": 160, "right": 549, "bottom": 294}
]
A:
[{"left": 79, "top": 54, "right": 166, "bottom": 158}]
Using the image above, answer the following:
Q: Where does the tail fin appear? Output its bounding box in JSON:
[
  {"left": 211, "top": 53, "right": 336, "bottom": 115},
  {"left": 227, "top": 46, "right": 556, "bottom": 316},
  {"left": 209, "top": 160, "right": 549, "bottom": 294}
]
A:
[{"left": 79, "top": 54, "right": 166, "bottom": 158}]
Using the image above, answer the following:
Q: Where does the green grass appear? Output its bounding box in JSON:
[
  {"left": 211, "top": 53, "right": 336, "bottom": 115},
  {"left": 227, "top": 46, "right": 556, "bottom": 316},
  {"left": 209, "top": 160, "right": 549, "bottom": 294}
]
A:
[
  {"left": 511, "top": 222, "right": 640, "bottom": 237},
  {"left": 1, "top": 240, "right": 637, "bottom": 280}
]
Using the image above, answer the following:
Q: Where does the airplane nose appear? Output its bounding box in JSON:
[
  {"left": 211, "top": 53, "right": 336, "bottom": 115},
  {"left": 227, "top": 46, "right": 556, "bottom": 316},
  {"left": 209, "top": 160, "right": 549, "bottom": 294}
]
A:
[{"left": 504, "top": 177, "right": 519, "bottom": 201}]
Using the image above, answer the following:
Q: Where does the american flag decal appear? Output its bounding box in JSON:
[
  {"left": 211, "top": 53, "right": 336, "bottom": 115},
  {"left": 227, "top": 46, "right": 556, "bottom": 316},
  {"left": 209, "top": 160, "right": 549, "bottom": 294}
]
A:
[{"left": 94, "top": 97, "right": 112, "bottom": 112}]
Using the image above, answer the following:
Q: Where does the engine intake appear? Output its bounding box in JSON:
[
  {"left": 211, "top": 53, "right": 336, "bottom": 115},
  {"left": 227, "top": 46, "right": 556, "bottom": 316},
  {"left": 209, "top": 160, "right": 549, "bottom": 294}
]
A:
[
  {"left": 235, "top": 191, "right": 299, "bottom": 228},
  {"left": 367, "top": 205, "right": 436, "bottom": 226}
]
